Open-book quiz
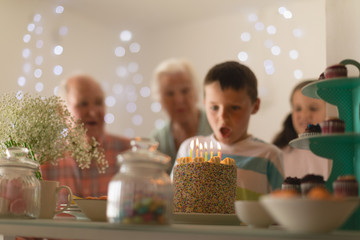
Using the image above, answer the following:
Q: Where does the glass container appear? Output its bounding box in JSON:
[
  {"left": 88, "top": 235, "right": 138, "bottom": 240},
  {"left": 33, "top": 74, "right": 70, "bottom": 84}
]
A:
[
  {"left": 0, "top": 147, "right": 41, "bottom": 218},
  {"left": 107, "top": 137, "right": 172, "bottom": 225}
]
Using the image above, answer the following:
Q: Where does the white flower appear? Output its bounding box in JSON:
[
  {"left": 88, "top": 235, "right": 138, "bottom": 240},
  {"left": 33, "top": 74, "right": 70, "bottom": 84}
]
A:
[{"left": 0, "top": 93, "right": 107, "bottom": 173}]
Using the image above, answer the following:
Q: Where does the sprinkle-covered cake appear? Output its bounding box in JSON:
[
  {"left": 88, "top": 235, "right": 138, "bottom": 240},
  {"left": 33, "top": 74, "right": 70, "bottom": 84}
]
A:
[{"left": 173, "top": 156, "right": 237, "bottom": 214}]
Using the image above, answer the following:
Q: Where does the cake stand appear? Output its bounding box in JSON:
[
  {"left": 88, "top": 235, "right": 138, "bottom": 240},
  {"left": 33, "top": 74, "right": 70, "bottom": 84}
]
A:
[{"left": 289, "top": 77, "right": 360, "bottom": 230}]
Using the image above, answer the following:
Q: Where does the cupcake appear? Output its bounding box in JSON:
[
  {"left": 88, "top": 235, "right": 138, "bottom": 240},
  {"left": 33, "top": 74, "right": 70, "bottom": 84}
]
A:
[
  {"left": 321, "top": 118, "right": 345, "bottom": 134},
  {"left": 298, "top": 124, "right": 322, "bottom": 138},
  {"left": 300, "top": 174, "right": 326, "bottom": 195},
  {"left": 333, "top": 175, "right": 358, "bottom": 197},
  {"left": 282, "top": 177, "right": 301, "bottom": 193}
]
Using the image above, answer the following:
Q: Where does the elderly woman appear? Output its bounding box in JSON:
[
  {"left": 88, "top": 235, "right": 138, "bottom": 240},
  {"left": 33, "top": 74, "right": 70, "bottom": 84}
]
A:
[{"left": 151, "top": 58, "right": 212, "bottom": 172}]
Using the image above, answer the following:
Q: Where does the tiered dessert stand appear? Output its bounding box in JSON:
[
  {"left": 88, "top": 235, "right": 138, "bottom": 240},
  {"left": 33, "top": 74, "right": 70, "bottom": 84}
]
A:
[{"left": 289, "top": 77, "right": 360, "bottom": 230}]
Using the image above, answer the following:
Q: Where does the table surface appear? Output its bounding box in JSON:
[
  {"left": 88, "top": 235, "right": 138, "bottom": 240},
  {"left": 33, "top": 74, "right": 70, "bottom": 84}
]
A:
[{"left": 0, "top": 219, "right": 360, "bottom": 240}]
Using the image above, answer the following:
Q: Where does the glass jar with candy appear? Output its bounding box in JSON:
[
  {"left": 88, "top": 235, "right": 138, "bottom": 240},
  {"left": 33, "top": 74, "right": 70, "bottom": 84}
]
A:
[
  {"left": 107, "top": 137, "right": 172, "bottom": 225},
  {"left": 0, "top": 147, "right": 41, "bottom": 219}
]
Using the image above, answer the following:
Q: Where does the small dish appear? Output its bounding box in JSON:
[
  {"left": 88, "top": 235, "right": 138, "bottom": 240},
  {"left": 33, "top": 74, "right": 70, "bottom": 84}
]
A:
[
  {"left": 74, "top": 199, "right": 107, "bottom": 222},
  {"left": 260, "top": 195, "right": 359, "bottom": 233},
  {"left": 234, "top": 200, "right": 275, "bottom": 228}
]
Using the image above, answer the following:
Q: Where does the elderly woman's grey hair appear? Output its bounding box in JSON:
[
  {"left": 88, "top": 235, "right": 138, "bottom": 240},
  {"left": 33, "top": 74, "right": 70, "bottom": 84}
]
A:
[{"left": 151, "top": 58, "right": 200, "bottom": 102}]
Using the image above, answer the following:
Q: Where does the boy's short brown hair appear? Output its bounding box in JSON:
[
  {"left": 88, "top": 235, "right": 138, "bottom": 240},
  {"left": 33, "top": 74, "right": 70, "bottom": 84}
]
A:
[{"left": 204, "top": 61, "right": 258, "bottom": 103}]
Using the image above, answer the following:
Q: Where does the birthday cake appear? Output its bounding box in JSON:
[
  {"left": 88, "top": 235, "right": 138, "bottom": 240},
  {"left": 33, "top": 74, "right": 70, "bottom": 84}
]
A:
[{"left": 173, "top": 156, "right": 237, "bottom": 214}]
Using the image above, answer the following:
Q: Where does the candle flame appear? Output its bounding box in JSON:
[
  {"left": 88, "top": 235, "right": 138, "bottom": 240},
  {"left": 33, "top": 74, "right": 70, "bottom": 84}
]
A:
[
  {"left": 204, "top": 142, "right": 207, "bottom": 150},
  {"left": 217, "top": 142, "right": 221, "bottom": 150},
  {"left": 190, "top": 140, "right": 194, "bottom": 150},
  {"left": 210, "top": 141, "right": 213, "bottom": 150},
  {"left": 199, "top": 143, "right": 203, "bottom": 150},
  {"left": 196, "top": 138, "right": 199, "bottom": 147}
]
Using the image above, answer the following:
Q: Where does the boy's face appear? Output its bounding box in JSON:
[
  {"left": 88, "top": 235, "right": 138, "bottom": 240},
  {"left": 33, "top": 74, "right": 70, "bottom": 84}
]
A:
[{"left": 204, "top": 81, "right": 260, "bottom": 145}]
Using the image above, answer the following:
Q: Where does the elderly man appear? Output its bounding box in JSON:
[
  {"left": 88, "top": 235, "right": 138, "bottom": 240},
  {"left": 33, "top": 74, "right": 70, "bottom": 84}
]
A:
[{"left": 40, "top": 74, "right": 131, "bottom": 199}]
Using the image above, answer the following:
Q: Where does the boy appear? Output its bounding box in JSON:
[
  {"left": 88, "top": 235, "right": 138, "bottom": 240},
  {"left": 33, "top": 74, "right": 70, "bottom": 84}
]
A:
[{"left": 173, "top": 61, "right": 284, "bottom": 200}]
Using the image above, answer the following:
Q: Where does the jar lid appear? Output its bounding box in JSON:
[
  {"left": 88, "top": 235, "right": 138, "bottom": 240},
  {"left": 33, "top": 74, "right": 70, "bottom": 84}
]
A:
[
  {"left": 0, "top": 147, "right": 39, "bottom": 170},
  {"left": 117, "top": 137, "right": 170, "bottom": 167}
]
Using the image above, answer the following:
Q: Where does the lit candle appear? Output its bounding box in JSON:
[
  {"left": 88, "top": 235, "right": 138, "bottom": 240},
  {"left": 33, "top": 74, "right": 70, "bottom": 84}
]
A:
[
  {"left": 199, "top": 143, "right": 203, "bottom": 158},
  {"left": 190, "top": 140, "right": 194, "bottom": 159},
  {"left": 196, "top": 138, "right": 199, "bottom": 158},
  {"left": 210, "top": 141, "right": 213, "bottom": 159},
  {"left": 217, "top": 142, "right": 221, "bottom": 160},
  {"left": 204, "top": 142, "right": 208, "bottom": 161}
]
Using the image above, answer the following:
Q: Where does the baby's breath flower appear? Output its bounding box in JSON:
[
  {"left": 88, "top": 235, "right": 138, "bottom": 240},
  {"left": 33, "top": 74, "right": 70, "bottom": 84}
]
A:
[{"left": 0, "top": 93, "right": 107, "bottom": 174}]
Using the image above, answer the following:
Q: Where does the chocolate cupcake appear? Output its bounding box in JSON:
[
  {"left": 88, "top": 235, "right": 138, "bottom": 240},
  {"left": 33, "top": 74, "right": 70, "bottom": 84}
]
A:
[
  {"left": 282, "top": 177, "right": 301, "bottom": 194},
  {"left": 300, "top": 174, "right": 326, "bottom": 195},
  {"left": 333, "top": 175, "right": 358, "bottom": 197},
  {"left": 299, "top": 124, "right": 322, "bottom": 138}
]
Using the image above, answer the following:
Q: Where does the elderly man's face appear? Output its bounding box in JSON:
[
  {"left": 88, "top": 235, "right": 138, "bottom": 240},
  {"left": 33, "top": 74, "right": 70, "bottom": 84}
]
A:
[{"left": 66, "top": 78, "right": 105, "bottom": 141}]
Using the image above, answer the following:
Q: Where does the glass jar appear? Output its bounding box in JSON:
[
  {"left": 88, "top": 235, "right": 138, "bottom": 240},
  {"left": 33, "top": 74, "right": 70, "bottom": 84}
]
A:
[
  {"left": 0, "top": 147, "right": 41, "bottom": 218},
  {"left": 107, "top": 138, "right": 172, "bottom": 225}
]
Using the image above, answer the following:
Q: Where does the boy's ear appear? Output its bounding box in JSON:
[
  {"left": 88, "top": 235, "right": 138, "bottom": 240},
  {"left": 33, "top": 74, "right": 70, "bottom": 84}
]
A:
[{"left": 251, "top": 98, "right": 260, "bottom": 114}]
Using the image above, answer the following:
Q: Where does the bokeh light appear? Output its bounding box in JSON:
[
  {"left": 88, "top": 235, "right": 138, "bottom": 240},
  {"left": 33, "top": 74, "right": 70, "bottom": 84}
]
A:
[
  {"left": 115, "top": 46, "right": 125, "bottom": 57},
  {"left": 289, "top": 50, "right": 299, "bottom": 59},
  {"left": 255, "top": 22, "right": 265, "bottom": 31},
  {"left": 34, "top": 68, "right": 42, "bottom": 78},
  {"left": 294, "top": 69, "right": 303, "bottom": 79},
  {"left": 55, "top": 5, "right": 64, "bottom": 14},
  {"left": 240, "top": 32, "right": 251, "bottom": 42},
  {"left": 237, "top": 51, "right": 248, "bottom": 62},
  {"left": 271, "top": 45, "right": 281, "bottom": 55},
  {"left": 248, "top": 13, "right": 258, "bottom": 22},
  {"left": 120, "top": 30, "right": 132, "bottom": 42},
  {"left": 23, "top": 34, "right": 31, "bottom": 43},
  {"left": 35, "top": 82, "right": 44, "bottom": 92},
  {"left": 59, "top": 26, "right": 68, "bottom": 36},
  {"left": 104, "top": 113, "right": 115, "bottom": 124},
  {"left": 126, "top": 102, "right": 137, "bottom": 113},
  {"left": 105, "top": 96, "right": 116, "bottom": 107},
  {"left": 53, "top": 65, "right": 63, "bottom": 75},
  {"left": 267, "top": 25, "right": 277, "bottom": 35},
  {"left": 151, "top": 102, "right": 162, "bottom": 113},
  {"left": 35, "top": 56, "right": 43, "bottom": 65},
  {"left": 132, "top": 115, "right": 143, "bottom": 126},
  {"left": 17, "top": 76, "right": 26, "bottom": 87},
  {"left": 53, "top": 45, "right": 63, "bottom": 55},
  {"left": 129, "top": 42, "right": 141, "bottom": 53},
  {"left": 140, "top": 86, "right": 151, "bottom": 98}
]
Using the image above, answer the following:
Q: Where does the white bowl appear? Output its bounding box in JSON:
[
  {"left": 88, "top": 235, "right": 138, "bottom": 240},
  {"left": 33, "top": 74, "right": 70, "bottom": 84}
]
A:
[
  {"left": 74, "top": 199, "right": 107, "bottom": 222},
  {"left": 260, "top": 195, "right": 359, "bottom": 233},
  {"left": 234, "top": 200, "right": 275, "bottom": 228}
]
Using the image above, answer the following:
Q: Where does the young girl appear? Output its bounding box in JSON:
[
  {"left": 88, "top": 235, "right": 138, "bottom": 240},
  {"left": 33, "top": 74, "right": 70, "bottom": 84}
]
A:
[{"left": 272, "top": 80, "right": 332, "bottom": 179}]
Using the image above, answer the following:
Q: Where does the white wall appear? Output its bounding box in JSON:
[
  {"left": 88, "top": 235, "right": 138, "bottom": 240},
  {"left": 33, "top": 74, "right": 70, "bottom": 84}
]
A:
[{"left": 0, "top": 0, "right": 326, "bottom": 143}]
